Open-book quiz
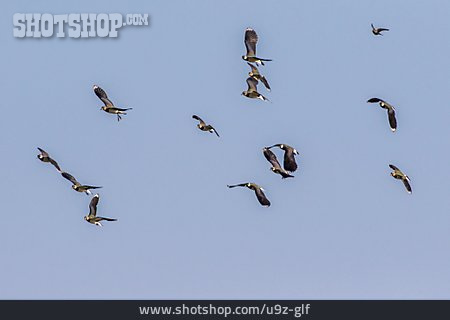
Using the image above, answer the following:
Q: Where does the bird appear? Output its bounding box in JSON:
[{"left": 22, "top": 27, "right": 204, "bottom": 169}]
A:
[
  {"left": 247, "top": 63, "right": 271, "bottom": 91},
  {"left": 93, "top": 85, "right": 132, "bottom": 121},
  {"left": 371, "top": 24, "right": 389, "bottom": 36},
  {"left": 61, "top": 171, "right": 102, "bottom": 195},
  {"left": 242, "top": 77, "right": 269, "bottom": 101},
  {"left": 242, "top": 28, "right": 272, "bottom": 66},
  {"left": 84, "top": 194, "right": 117, "bottom": 226},
  {"left": 192, "top": 115, "right": 220, "bottom": 137},
  {"left": 263, "top": 147, "right": 294, "bottom": 179},
  {"left": 389, "top": 164, "right": 412, "bottom": 194},
  {"left": 227, "top": 183, "right": 271, "bottom": 207},
  {"left": 267, "top": 144, "right": 299, "bottom": 172},
  {"left": 367, "top": 98, "right": 397, "bottom": 132},
  {"left": 37, "top": 148, "right": 61, "bottom": 172}
]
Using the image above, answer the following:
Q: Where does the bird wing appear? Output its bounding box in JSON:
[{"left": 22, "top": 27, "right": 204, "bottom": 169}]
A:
[
  {"left": 192, "top": 115, "right": 205, "bottom": 125},
  {"left": 283, "top": 148, "right": 298, "bottom": 172},
  {"left": 227, "top": 183, "right": 248, "bottom": 188},
  {"left": 49, "top": 159, "right": 61, "bottom": 172},
  {"left": 206, "top": 125, "right": 220, "bottom": 137},
  {"left": 403, "top": 178, "right": 412, "bottom": 193},
  {"left": 387, "top": 109, "right": 397, "bottom": 131},
  {"left": 89, "top": 195, "right": 99, "bottom": 216},
  {"left": 378, "top": 28, "right": 389, "bottom": 32},
  {"left": 389, "top": 164, "right": 401, "bottom": 172},
  {"left": 367, "top": 97, "right": 383, "bottom": 103},
  {"left": 260, "top": 76, "right": 271, "bottom": 91},
  {"left": 247, "top": 62, "right": 259, "bottom": 75},
  {"left": 97, "top": 217, "right": 117, "bottom": 222},
  {"left": 263, "top": 148, "right": 281, "bottom": 169},
  {"left": 246, "top": 77, "right": 258, "bottom": 92},
  {"left": 94, "top": 86, "right": 114, "bottom": 106},
  {"left": 244, "top": 28, "right": 258, "bottom": 56},
  {"left": 254, "top": 187, "right": 271, "bottom": 207},
  {"left": 61, "top": 172, "right": 79, "bottom": 185},
  {"left": 37, "top": 147, "right": 49, "bottom": 157}
]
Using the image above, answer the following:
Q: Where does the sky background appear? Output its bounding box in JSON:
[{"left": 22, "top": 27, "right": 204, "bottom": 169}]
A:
[{"left": 1, "top": 0, "right": 450, "bottom": 299}]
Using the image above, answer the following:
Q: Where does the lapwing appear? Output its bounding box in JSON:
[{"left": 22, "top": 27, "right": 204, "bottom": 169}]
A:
[
  {"left": 267, "top": 144, "right": 299, "bottom": 172},
  {"left": 242, "top": 28, "right": 272, "bottom": 66},
  {"left": 84, "top": 194, "right": 117, "bottom": 227},
  {"left": 367, "top": 98, "right": 397, "bottom": 132},
  {"left": 37, "top": 147, "right": 61, "bottom": 172},
  {"left": 93, "top": 85, "right": 132, "bottom": 121},
  {"left": 61, "top": 171, "right": 102, "bottom": 195},
  {"left": 389, "top": 164, "right": 412, "bottom": 194},
  {"left": 227, "top": 183, "right": 271, "bottom": 207},
  {"left": 192, "top": 115, "right": 220, "bottom": 137},
  {"left": 263, "top": 147, "right": 294, "bottom": 179},
  {"left": 242, "top": 77, "right": 269, "bottom": 101},
  {"left": 371, "top": 24, "right": 389, "bottom": 36},
  {"left": 248, "top": 63, "right": 271, "bottom": 91}
]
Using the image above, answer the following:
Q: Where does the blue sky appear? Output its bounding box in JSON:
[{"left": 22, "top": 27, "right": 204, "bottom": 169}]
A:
[{"left": 1, "top": 0, "right": 450, "bottom": 299}]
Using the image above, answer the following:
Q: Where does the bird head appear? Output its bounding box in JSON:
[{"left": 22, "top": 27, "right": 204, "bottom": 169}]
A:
[
  {"left": 84, "top": 216, "right": 88, "bottom": 221},
  {"left": 37, "top": 154, "right": 43, "bottom": 160},
  {"left": 241, "top": 91, "right": 246, "bottom": 96},
  {"left": 71, "top": 185, "right": 77, "bottom": 190},
  {"left": 242, "top": 55, "right": 247, "bottom": 60},
  {"left": 100, "top": 106, "right": 106, "bottom": 111}
]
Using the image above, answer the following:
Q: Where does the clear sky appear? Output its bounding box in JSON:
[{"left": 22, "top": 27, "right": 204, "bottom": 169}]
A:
[{"left": 1, "top": 0, "right": 450, "bottom": 299}]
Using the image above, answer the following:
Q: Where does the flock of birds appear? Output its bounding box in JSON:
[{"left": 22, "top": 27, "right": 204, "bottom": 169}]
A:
[{"left": 37, "top": 25, "right": 411, "bottom": 223}]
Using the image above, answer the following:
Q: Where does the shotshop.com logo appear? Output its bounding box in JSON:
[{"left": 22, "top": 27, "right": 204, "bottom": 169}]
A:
[{"left": 13, "top": 13, "right": 149, "bottom": 38}]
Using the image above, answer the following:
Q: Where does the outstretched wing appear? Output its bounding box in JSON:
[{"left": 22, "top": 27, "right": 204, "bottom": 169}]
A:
[
  {"left": 247, "top": 62, "right": 259, "bottom": 75},
  {"left": 246, "top": 77, "right": 258, "bottom": 92},
  {"left": 254, "top": 188, "right": 271, "bottom": 207},
  {"left": 37, "top": 147, "right": 49, "bottom": 157},
  {"left": 227, "top": 183, "right": 248, "bottom": 188},
  {"left": 263, "top": 148, "right": 281, "bottom": 169},
  {"left": 389, "top": 164, "right": 400, "bottom": 172},
  {"left": 61, "top": 172, "right": 79, "bottom": 185},
  {"left": 89, "top": 194, "right": 99, "bottom": 216},
  {"left": 378, "top": 28, "right": 389, "bottom": 32},
  {"left": 367, "top": 97, "right": 383, "bottom": 103},
  {"left": 206, "top": 125, "right": 220, "bottom": 137},
  {"left": 93, "top": 85, "right": 114, "bottom": 106},
  {"left": 403, "top": 177, "right": 412, "bottom": 193},
  {"left": 387, "top": 109, "right": 397, "bottom": 132},
  {"left": 98, "top": 217, "right": 117, "bottom": 222},
  {"left": 49, "top": 159, "right": 61, "bottom": 172},
  {"left": 244, "top": 28, "right": 258, "bottom": 56},
  {"left": 260, "top": 76, "right": 271, "bottom": 91},
  {"left": 192, "top": 115, "right": 205, "bottom": 125},
  {"left": 283, "top": 149, "right": 298, "bottom": 172}
]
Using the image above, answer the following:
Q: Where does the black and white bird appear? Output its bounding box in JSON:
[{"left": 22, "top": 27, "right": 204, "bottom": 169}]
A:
[
  {"left": 93, "top": 85, "right": 132, "bottom": 121},
  {"left": 263, "top": 147, "right": 294, "bottom": 179},
  {"left": 389, "top": 164, "right": 412, "bottom": 194},
  {"left": 367, "top": 98, "right": 397, "bottom": 132},
  {"left": 248, "top": 63, "right": 271, "bottom": 91},
  {"left": 227, "top": 183, "right": 271, "bottom": 207},
  {"left": 37, "top": 148, "right": 61, "bottom": 172},
  {"left": 267, "top": 144, "right": 299, "bottom": 172},
  {"left": 242, "top": 28, "right": 272, "bottom": 66},
  {"left": 84, "top": 194, "right": 117, "bottom": 226},
  {"left": 242, "top": 77, "right": 269, "bottom": 101},
  {"left": 61, "top": 171, "right": 102, "bottom": 195},
  {"left": 371, "top": 24, "right": 389, "bottom": 36},
  {"left": 192, "top": 115, "right": 220, "bottom": 137}
]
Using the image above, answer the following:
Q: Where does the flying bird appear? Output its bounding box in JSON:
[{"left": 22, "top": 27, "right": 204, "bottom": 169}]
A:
[
  {"left": 389, "top": 164, "right": 412, "bottom": 194},
  {"left": 61, "top": 171, "right": 102, "bottom": 195},
  {"left": 93, "top": 85, "right": 132, "bottom": 121},
  {"left": 37, "top": 148, "right": 61, "bottom": 172},
  {"left": 84, "top": 194, "right": 117, "bottom": 226},
  {"left": 367, "top": 98, "right": 397, "bottom": 132},
  {"left": 192, "top": 115, "right": 220, "bottom": 137},
  {"left": 248, "top": 63, "right": 271, "bottom": 91},
  {"left": 267, "top": 144, "right": 299, "bottom": 172},
  {"left": 263, "top": 147, "right": 294, "bottom": 179},
  {"left": 371, "top": 24, "right": 389, "bottom": 36},
  {"left": 227, "top": 183, "right": 271, "bottom": 207},
  {"left": 242, "top": 28, "right": 272, "bottom": 66},
  {"left": 242, "top": 77, "right": 269, "bottom": 101}
]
